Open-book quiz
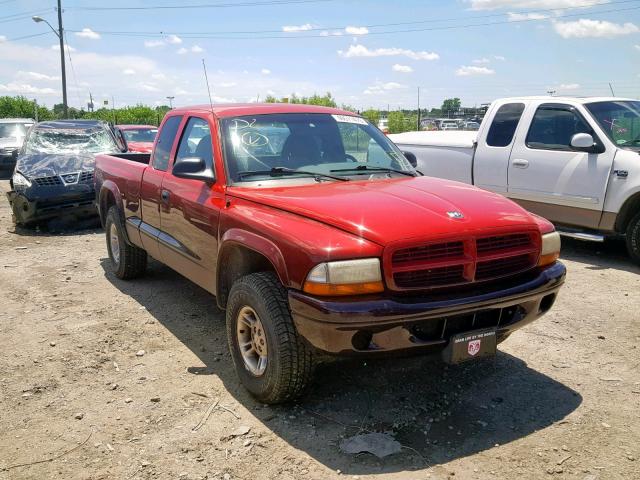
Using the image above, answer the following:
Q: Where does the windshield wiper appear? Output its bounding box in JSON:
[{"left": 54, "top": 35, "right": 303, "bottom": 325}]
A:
[
  {"left": 237, "top": 166, "right": 349, "bottom": 182},
  {"left": 330, "top": 165, "right": 417, "bottom": 177}
]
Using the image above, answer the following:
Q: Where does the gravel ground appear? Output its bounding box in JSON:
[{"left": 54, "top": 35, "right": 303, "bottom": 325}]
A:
[{"left": 0, "top": 178, "right": 638, "bottom": 480}]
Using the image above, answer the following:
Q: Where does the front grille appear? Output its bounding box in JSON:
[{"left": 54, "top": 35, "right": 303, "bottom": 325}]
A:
[
  {"left": 387, "top": 231, "right": 539, "bottom": 291},
  {"left": 33, "top": 175, "right": 62, "bottom": 186},
  {"left": 392, "top": 241, "right": 464, "bottom": 265},
  {"left": 79, "top": 171, "right": 94, "bottom": 183}
]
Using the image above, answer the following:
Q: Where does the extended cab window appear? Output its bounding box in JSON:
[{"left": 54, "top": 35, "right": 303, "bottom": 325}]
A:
[
  {"left": 486, "top": 103, "right": 525, "bottom": 147},
  {"left": 175, "top": 117, "right": 213, "bottom": 168},
  {"left": 526, "top": 105, "right": 593, "bottom": 151},
  {"left": 152, "top": 115, "right": 182, "bottom": 171}
]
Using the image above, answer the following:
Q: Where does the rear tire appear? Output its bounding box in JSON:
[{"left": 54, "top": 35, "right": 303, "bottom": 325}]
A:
[
  {"left": 105, "top": 206, "right": 147, "bottom": 279},
  {"left": 226, "top": 272, "right": 314, "bottom": 404},
  {"left": 626, "top": 211, "right": 640, "bottom": 265}
]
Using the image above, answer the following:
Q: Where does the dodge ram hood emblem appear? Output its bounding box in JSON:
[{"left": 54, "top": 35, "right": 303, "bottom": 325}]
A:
[{"left": 447, "top": 211, "right": 464, "bottom": 219}]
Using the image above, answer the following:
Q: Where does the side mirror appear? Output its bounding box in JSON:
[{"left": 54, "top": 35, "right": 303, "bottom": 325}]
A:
[
  {"left": 402, "top": 150, "right": 418, "bottom": 168},
  {"left": 570, "top": 133, "right": 595, "bottom": 151},
  {"left": 172, "top": 157, "right": 215, "bottom": 182}
]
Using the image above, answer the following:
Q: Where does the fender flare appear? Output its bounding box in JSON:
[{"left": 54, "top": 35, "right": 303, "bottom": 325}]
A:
[
  {"left": 217, "top": 229, "right": 290, "bottom": 299},
  {"left": 99, "top": 180, "right": 131, "bottom": 244}
]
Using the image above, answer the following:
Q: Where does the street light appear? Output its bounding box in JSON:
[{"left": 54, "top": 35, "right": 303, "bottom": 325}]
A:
[
  {"left": 166, "top": 96, "right": 175, "bottom": 109},
  {"left": 32, "top": 2, "right": 68, "bottom": 117}
]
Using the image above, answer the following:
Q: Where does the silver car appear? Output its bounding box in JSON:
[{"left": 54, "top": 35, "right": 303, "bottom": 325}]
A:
[{"left": 0, "top": 118, "right": 35, "bottom": 170}]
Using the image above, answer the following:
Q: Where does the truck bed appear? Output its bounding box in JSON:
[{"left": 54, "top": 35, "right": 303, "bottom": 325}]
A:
[{"left": 389, "top": 131, "right": 476, "bottom": 184}]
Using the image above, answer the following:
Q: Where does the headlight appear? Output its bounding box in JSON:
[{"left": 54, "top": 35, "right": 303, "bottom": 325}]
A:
[
  {"left": 538, "top": 231, "right": 561, "bottom": 267},
  {"left": 303, "top": 258, "right": 384, "bottom": 296},
  {"left": 12, "top": 172, "right": 31, "bottom": 190}
]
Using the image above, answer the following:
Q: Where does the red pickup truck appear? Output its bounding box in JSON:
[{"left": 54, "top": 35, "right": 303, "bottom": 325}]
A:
[{"left": 95, "top": 103, "right": 566, "bottom": 404}]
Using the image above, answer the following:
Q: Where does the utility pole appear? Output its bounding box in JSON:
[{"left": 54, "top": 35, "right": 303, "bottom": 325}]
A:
[
  {"left": 32, "top": 1, "right": 67, "bottom": 118},
  {"left": 33, "top": 99, "right": 38, "bottom": 122},
  {"left": 417, "top": 87, "right": 421, "bottom": 131},
  {"left": 166, "top": 96, "right": 175, "bottom": 109}
]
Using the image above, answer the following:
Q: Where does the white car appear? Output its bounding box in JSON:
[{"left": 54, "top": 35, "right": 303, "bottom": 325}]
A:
[
  {"left": 390, "top": 96, "right": 640, "bottom": 263},
  {"left": 0, "top": 118, "right": 34, "bottom": 170}
]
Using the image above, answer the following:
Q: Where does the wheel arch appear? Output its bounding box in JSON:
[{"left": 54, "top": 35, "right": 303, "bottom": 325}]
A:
[
  {"left": 216, "top": 229, "right": 290, "bottom": 309},
  {"left": 615, "top": 190, "right": 640, "bottom": 234}
]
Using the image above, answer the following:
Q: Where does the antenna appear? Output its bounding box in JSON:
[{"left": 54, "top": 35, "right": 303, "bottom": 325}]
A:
[
  {"left": 202, "top": 59, "right": 214, "bottom": 112},
  {"left": 608, "top": 82, "right": 615, "bottom": 96}
]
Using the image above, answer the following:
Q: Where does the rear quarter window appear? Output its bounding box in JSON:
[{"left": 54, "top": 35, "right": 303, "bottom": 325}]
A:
[{"left": 486, "top": 103, "right": 525, "bottom": 147}]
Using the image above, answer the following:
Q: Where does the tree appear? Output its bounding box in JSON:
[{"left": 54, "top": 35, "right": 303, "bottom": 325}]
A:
[
  {"left": 441, "top": 98, "right": 461, "bottom": 116},
  {"left": 361, "top": 109, "right": 380, "bottom": 126},
  {"left": 0, "top": 96, "right": 52, "bottom": 120}
]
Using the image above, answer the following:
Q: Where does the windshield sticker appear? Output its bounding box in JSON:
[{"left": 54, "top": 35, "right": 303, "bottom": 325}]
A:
[{"left": 332, "top": 114, "right": 368, "bottom": 126}]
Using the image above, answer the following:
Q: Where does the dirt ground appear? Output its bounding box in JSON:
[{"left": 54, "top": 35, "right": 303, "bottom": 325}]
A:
[{"left": 0, "top": 178, "right": 638, "bottom": 480}]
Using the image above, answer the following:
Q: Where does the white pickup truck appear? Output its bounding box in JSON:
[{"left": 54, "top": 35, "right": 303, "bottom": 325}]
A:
[{"left": 390, "top": 96, "right": 640, "bottom": 263}]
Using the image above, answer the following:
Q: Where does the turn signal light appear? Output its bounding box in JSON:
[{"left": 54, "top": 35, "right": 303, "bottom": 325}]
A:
[{"left": 303, "top": 281, "right": 385, "bottom": 296}]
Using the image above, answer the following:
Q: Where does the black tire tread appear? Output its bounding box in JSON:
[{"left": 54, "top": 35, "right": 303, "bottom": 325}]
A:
[
  {"left": 106, "top": 206, "right": 147, "bottom": 280},
  {"left": 626, "top": 211, "right": 640, "bottom": 265},
  {"left": 227, "top": 272, "right": 314, "bottom": 403}
]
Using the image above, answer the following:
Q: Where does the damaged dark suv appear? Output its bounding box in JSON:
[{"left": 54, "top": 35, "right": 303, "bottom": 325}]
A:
[{"left": 7, "top": 120, "right": 125, "bottom": 226}]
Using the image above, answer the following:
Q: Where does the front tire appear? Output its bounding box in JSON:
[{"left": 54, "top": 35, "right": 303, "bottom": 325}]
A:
[
  {"left": 626, "top": 211, "right": 640, "bottom": 265},
  {"left": 105, "top": 206, "right": 147, "bottom": 279},
  {"left": 226, "top": 272, "right": 314, "bottom": 404}
]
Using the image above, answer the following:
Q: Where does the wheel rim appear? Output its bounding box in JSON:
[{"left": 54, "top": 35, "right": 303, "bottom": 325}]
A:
[
  {"left": 109, "top": 223, "right": 120, "bottom": 265},
  {"left": 236, "top": 306, "right": 268, "bottom": 376}
]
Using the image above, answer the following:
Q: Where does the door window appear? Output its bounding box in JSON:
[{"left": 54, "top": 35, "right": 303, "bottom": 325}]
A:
[
  {"left": 486, "top": 103, "right": 525, "bottom": 147},
  {"left": 526, "top": 105, "right": 593, "bottom": 151},
  {"left": 175, "top": 117, "right": 213, "bottom": 168},
  {"left": 152, "top": 115, "right": 182, "bottom": 171}
]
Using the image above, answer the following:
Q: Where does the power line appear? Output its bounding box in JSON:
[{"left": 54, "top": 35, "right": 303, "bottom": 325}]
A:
[
  {"left": 0, "top": 8, "right": 54, "bottom": 23},
  {"left": 64, "top": 2, "right": 640, "bottom": 39},
  {"left": 4, "top": 32, "right": 50, "bottom": 41},
  {"left": 65, "top": 0, "right": 332, "bottom": 11}
]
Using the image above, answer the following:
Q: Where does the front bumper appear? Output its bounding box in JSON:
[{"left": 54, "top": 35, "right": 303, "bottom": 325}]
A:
[
  {"left": 289, "top": 262, "right": 566, "bottom": 356},
  {"left": 7, "top": 185, "right": 97, "bottom": 225}
]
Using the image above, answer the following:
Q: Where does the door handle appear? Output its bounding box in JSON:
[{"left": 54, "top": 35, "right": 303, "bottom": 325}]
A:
[
  {"left": 161, "top": 190, "right": 170, "bottom": 203},
  {"left": 511, "top": 159, "right": 529, "bottom": 168}
]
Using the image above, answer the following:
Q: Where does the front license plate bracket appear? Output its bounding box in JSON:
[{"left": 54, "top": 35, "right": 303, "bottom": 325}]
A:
[{"left": 442, "top": 327, "right": 497, "bottom": 364}]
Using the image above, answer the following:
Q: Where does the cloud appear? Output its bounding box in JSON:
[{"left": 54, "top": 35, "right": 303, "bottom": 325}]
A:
[
  {"left": 144, "top": 40, "right": 165, "bottom": 48},
  {"left": 219, "top": 81, "right": 237, "bottom": 87},
  {"left": 456, "top": 65, "right": 495, "bottom": 76},
  {"left": 557, "top": 83, "right": 580, "bottom": 89},
  {"left": 177, "top": 47, "right": 188, "bottom": 55},
  {"left": 261, "top": 68, "right": 271, "bottom": 75},
  {"left": 363, "top": 81, "right": 407, "bottom": 95},
  {"left": 75, "top": 28, "right": 101, "bottom": 40},
  {"left": 122, "top": 68, "right": 136, "bottom": 75},
  {"left": 338, "top": 44, "right": 439, "bottom": 60},
  {"left": 468, "top": 0, "right": 609, "bottom": 10},
  {"left": 494, "top": 55, "right": 506, "bottom": 61},
  {"left": 0, "top": 35, "right": 6, "bottom": 43},
  {"left": 191, "top": 45, "right": 204, "bottom": 53},
  {"left": 472, "top": 57, "right": 491, "bottom": 64},
  {"left": 553, "top": 19, "right": 639, "bottom": 38},
  {"left": 320, "top": 30, "right": 343, "bottom": 36},
  {"left": 0, "top": 82, "right": 56, "bottom": 95},
  {"left": 392, "top": 64, "right": 413, "bottom": 73},
  {"left": 345, "top": 26, "right": 369, "bottom": 35},
  {"left": 282, "top": 23, "right": 313, "bottom": 32},
  {"left": 17, "top": 71, "right": 59, "bottom": 81},
  {"left": 139, "top": 83, "right": 161, "bottom": 92},
  {"left": 635, "top": 44, "right": 640, "bottom": 51},
  {"left": 166, "top": 34, "right": 182, "bottom": 45},
  {"left": 507, "top": 12, "right": 549, "bottom": 21},
  {"left": 51, "top": 44, "right": 76, "bottom": 52}
]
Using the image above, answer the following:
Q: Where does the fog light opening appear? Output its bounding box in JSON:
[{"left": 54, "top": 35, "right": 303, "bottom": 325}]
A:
[
  {"left": 539, "top": 293, "right": 556, "bottom": 313},
  {"left": 351, "top": 330, "right": 373, "bottom": 351}
]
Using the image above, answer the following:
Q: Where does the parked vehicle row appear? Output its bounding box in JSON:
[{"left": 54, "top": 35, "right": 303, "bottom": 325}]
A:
[
  {"left": 390, "top": 96, "right": 640, "bottom": 263},
  {"left": 95, "top": 103, "right": 565, "bottom": 403}
]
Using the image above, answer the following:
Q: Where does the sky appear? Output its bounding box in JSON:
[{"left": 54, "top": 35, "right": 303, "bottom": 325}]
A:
[{"left": 0, "top": 0, "right": 639, "bottom": 111}]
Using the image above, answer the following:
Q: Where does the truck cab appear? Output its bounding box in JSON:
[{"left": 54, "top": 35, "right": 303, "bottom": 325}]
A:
[{"left": 391, "top": 97, "right": 640, "bottom": 263}]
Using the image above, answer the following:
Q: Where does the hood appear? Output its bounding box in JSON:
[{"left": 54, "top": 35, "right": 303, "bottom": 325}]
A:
[
  {"left": 16, "top": 152, "right": 96, "bottom": 178},
  {"left": 126, "top": 141, "right": 154, "bottom": 153},
  {"left": 228, "top": 177, "right": 539, "bottom": 245},
  {"left": 0, "top": 137, "right": 21, "bottom": 148}
]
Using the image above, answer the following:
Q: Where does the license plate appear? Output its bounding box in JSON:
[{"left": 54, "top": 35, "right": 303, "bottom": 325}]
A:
[{"left": 442, "top": 328, "right": 497, "bottom": 364}]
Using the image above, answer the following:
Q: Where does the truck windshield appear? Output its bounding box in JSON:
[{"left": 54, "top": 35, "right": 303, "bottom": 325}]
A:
[
  {"left": 585, "top": 101, "right": 640, "bottom": 150},
  {"left": 122, "top": 128, "right": 158, "bottom": 143},
  {"left": 220, "top": 113, "right": 415, "bottom": 183},
  {"left": 0, "top": 123, "right": 32, "bottom": 140},
  {"left": 25, "top": 127, "right": 118, "bottom": 155}
]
